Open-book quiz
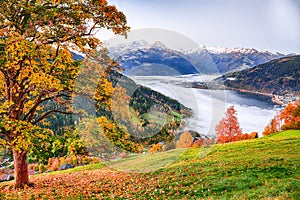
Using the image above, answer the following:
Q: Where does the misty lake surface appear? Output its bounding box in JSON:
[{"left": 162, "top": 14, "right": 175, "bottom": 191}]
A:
[{"left": 129, "top": 75, "right": 280, "bottom": 136}]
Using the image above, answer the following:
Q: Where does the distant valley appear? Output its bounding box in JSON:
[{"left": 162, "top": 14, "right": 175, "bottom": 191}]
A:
[{"left": 73, "top": 43, "right": 299, "bottom": 134}]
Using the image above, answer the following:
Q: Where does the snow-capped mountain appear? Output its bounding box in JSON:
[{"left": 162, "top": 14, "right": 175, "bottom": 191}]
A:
[
  {"left": 109, "top": 40, "right": 151, "bottom": 58},
  {"left": 203, "top": 47, "right": 290, "bottom": 73},
  {"left": 108, "top": 40, "right": 292, "bottom": 75},
  {"left": 109, "top": 41, "right": 207, "bottom": 76},
  {"left": 206, "top": 46, "right": 261, "bottom": 54}
]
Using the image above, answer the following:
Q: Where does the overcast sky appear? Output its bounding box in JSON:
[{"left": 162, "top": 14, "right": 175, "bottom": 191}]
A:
[{"left": 100, "top": 0, "right": 300, "bottom": 54}]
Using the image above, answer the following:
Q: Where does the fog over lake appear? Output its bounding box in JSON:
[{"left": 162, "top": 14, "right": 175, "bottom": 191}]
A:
[{"left": 130, "top": 75, "right": 279, "bottom": 137}]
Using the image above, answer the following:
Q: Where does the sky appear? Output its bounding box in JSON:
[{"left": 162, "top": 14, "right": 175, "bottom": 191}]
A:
[{"left": 99, "top": 0, "right": 300, "bottom": 54}]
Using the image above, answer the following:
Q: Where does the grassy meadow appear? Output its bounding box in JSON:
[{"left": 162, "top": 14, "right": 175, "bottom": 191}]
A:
[{"left": 0, "top": 130, "right": 299, "bottom": 199}]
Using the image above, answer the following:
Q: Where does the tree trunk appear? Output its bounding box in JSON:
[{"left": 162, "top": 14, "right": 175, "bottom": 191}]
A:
[{"left": 13, "top": 149, "right": 29, "bottom": 188}]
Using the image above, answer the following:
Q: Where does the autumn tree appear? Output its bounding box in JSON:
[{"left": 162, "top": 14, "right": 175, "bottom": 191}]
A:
[
  {"left": 280, "top": 100, "right": 300, "bottom": 130},
  {"left": 262, "top": 100, "right": 299, "bottom": 137},
  {"left": 262, "top": 114, "right": 281, "bottom": 136},
  {"left": 148, "top": 143, "right": 163, "bottom": 153},
  {"left": 76, "top": 117, "right": 121, "bottom": 159},
  {"left": 215, "top": 106, "right": 242, "bottom": 143},
  {"left": 0, "top": 0, "right": 129, "bottom": 188},
  {"left": 176, "top": 131, "right": 193, "bottom": 148},
  {"left": 240, "top": 132, "right": 258, "bottom": 140}
]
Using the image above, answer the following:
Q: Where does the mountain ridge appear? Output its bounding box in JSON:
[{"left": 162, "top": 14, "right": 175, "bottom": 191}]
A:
[
  {"left": 110, "top": 41, "right": 202, "bottom": 75},
  {"left": 108, "top": 40, "right": 292, "bottom": 75}
]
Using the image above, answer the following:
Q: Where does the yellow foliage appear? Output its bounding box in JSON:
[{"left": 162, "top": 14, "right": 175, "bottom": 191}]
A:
[
  {"left": 148, "top": 143, "right": 164, "bottom": 153},
  {"left": 0, "top": 0, "right": 129, "bottom": 187}
]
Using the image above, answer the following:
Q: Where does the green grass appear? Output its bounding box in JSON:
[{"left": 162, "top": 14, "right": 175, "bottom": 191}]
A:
[
  {"left": 34, "top": 162, "right": 106, "bottom": 177},
  {"left": 161, "top": 130, "right": 300, "bottom": 199},
  {"left": 107, "top": 130, "right": 300, "bottom": 199},
  {"left": 128, "top": 107, "right": 142, "bottom": 125},
  {"left": 1, "top": 130, "right": 299, "bottom": 199},
  {"left": 266, "top": 129, "right": 300, "bottom": 138},
  {"left": 141, "top": 110, "right": 169, "bottom": 125},
  {"left": 107, "top": 148, "right": 186, "bottom": 173},
  {"left": 171, "top": 110, "right": 182, "bottom": 118}
]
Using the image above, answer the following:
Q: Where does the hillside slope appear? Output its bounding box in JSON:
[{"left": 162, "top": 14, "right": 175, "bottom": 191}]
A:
[
  {"left": 107, "top": 71, "right": 191, "bottom": 144},
  {"left": 219, "top": 55, "right": 300, "bottom": 95},
  {"left": 47, "top": 53, "right": 191, "bottom": 144},
  {"left": 1, "top": 130, "right": 299, "bottom": 199}
]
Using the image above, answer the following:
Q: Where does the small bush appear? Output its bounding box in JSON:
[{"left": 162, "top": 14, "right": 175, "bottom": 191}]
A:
[
  {"left": 47, "top": 158, "right": 59, "bottom": 171},
  {"left": 148, "top": 143, "right": 163, "bottom": 153},
  {"left": 38, "top": 164, "right": 46, "bottom": 173},
  {"left": 28, "top": 163, "right": 39, "bottom": 171},
  {"left": 44, "top": 156, "right": 100, "bottom": 172},
  {"left": 176, "top": 132, "right": 193, "bottom": 148},
  {"left": 190, "top": 139, "right": 203, "bottom": 148}
]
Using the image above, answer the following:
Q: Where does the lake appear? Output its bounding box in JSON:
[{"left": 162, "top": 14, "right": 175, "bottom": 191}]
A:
[{"left": 129, "top": 75, "right": 280, "bottom": 137}]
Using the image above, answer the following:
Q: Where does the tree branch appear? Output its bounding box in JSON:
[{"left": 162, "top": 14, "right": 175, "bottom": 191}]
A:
[
  {"left": 43, "top": 22, "right": 98, "bottom": 46},
  {"left": 23, "top": 94, "right": 42, "bottom": 122},
  {"left": 22, "top": 93, "right": 55, "bottom": 121},
  {"left": 33, "top": 110, "right": 73, "bottom": 125},
  {"left": 23, "top": 91, "right": 72, "bottom": 121}
]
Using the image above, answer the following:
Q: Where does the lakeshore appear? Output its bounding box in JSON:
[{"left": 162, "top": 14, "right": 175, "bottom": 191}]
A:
[{"left": 183, "top": 80, "right": 298, "bottom": 106}]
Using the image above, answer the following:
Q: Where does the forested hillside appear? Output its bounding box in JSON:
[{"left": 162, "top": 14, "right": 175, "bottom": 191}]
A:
[
  {"left": 107, "top": 71, "right": 191, "bottom": 144},
  {"left": 43, "top": 68, "right": 191, "bottom": 145},
  {"left": 219, "top": 55, "right": 300, "bottom": 95}
]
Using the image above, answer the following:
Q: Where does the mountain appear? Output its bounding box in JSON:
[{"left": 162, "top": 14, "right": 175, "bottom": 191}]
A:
[
  {"left": 206, "top": 47, "right": 289, "bottom": 73},
  {"left": 109, "top": 41, "right": 291, "bottom": 75},
  {"left": 109, "top": 40, "right": 151, "bottom": 58},
  {"left": 218, "top": 55, "right": 300, "bottom": 95},
  {"left": 182, "top": 47, "right": 220, "bottom": 74},
  {"left": 109, "top": 41, "right": 202, "bottom": 75},
  {"left": 71, "top": 52, "right": 84, "bottom": 61}
]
